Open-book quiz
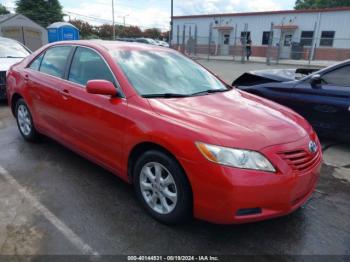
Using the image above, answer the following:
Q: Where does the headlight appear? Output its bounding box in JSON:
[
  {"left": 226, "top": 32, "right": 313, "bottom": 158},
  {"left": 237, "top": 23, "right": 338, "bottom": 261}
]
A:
[{"left": 196, "top": 142, "right": 276, "bottom": 172}]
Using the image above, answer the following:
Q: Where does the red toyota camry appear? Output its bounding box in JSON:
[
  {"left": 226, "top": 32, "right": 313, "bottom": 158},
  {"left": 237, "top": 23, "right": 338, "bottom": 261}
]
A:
[{"left": 7, "top": 41, "right": 322, "bottom": 224}]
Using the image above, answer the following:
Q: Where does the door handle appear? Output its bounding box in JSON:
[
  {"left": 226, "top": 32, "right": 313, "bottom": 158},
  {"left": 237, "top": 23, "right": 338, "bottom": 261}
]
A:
[
  {"left": 24, "top": 74, "right": 29, "bottom": 82},
  {"left": 59, "top": 89, "right": 70, "bottom": 100}
]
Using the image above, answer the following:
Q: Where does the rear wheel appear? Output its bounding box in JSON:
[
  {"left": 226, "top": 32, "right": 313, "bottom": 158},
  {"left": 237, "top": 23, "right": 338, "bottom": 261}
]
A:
[
  {"left": 15, "top": 99, "right": 40, "bottom": 142},
  {"left": 133, "top": 150, "right": 192, "bottom": 224}
]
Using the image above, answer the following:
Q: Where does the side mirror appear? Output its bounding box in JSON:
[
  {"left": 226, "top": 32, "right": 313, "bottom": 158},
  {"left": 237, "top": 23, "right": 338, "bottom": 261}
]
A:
[
  {"left": 310, "top": 74, "right": 322, "bottom": 88},
  {"left": 86, "top": 80, "right": 117, "bottom": 96}
]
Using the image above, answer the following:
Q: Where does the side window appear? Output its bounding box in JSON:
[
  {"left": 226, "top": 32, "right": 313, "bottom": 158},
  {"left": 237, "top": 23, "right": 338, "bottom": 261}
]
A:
[
  {"left": 320, "top": 31, "right": 335, "bottom": 47},
  {"left": 29, "top": 53, "right": 44, "bottom": 71},
  {"left": 322, "top": 66, "right": 350, "bottom": 87},
  {"left": 40, "top": 46, "right": 73, "bottom": 78},
  {"left": 300, "top": 31, "right": 314, "bottom": 46},
  {"left": 68, "top": 47, "right": 115, "bottom": 86}
]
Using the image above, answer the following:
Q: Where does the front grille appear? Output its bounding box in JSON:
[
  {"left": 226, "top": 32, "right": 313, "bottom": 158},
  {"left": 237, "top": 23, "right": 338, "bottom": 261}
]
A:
[
  {"left": 0, "top": 71, "right": 5, "bottom": 85},
  {"left": 0, "top": 71, "right": 7, "bottom": 99},
  {"left": 279, "top": 148, "right": 321, "bottom": 173}
]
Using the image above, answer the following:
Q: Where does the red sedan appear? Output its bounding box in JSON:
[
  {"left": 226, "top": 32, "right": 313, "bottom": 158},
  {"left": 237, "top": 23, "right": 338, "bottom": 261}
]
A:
[{"left": 7, "top": 41, "right": 322, "bottom": 224}]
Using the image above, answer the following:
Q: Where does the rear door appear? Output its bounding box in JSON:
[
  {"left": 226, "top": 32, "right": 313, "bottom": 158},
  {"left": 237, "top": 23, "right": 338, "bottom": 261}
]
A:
[
  {"left": 26, "top": 45, "right": 74, "bottom": 138},
  {"left": 60, "top": 46, "right": 128, "bottom": 171},
  {"left": 292, "top": 65, "right": 350, "bottom": 138}
]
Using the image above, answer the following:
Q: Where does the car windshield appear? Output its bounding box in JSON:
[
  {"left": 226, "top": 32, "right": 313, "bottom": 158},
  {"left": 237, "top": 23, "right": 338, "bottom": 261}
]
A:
[
  {"left": 0, "top": 39, "right": 31, "bottom": 58},
  {"left": 111, "top": 50, "right": 228, "bottom": 97}
]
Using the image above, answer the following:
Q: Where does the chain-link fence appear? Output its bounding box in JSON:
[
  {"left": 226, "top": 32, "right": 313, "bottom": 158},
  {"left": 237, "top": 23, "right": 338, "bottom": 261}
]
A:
[
  {"left": 266, "top": 35, "right": 350, "bottom": 66},
  {"left": 172, "top": 36, "right": 251, "bottom": 61},
  {"left": 171, "top": 25, "right": 350, "bottom": 67}
]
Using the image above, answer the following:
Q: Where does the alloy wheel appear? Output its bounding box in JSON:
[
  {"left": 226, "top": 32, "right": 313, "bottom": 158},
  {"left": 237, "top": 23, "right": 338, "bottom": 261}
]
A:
[
  {"left": 139, "top": 162, "right": 178, "bottom": 215},
  {"left": 17, "top": 104, "right": 32, "bottom": 136}
]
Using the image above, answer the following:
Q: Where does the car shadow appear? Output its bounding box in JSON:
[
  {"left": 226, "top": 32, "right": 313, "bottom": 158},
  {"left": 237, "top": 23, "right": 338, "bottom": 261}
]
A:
[{"left": 0, "top": 100, "right": 8, "bottom": 107}]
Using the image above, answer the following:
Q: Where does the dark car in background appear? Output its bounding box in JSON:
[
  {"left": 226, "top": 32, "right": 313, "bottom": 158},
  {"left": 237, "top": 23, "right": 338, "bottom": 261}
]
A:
[
  {"left": 0, "top": 37, "right": 31, "bottom": 100},
  {"left": 233, "top": 60, "right": 350, "bottom": 141}
]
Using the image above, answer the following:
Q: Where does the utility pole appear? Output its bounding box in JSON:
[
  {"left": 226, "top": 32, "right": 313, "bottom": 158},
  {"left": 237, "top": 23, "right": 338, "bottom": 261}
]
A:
[
  {"left": 112, "top": 0, "right": 116, "bottom": 40},
  {"left": 119, "top": 15, "right": 129, "bottom": 27},
  {"left": 170, "top": 0, "right": 173, "bottom": 47}
]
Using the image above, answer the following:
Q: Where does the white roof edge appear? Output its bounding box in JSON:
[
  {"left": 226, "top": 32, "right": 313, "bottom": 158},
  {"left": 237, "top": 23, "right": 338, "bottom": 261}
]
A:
[{"left": 47, "top": 22, "right": 78, "bottom": 30}]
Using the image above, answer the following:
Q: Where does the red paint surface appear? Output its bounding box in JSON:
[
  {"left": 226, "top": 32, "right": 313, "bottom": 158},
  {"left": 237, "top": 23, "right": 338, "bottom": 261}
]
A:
[{"left": 7, "top": 41, "right": 322, "bottom": 224}]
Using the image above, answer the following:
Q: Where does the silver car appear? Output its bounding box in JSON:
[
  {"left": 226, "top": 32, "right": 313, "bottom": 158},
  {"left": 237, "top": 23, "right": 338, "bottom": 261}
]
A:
[{"left": 0, "top": 37, "right": 31, "bottom": 100}]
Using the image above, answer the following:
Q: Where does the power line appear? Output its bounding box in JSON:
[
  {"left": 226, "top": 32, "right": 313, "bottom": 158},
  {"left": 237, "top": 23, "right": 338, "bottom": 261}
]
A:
[
  {"left": 66, "top": 11, "right": 169, "bottom": 30},
  {"left": 1, "top": 3, "right": 170, "bottom": 31},
  {"left": 85, "top": 1, "right": 159, "bottom": 12}
]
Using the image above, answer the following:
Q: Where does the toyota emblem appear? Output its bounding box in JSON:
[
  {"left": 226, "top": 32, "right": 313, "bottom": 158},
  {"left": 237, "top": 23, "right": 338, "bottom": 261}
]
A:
[{"left": 309, "top": 141, "right": 318, "bottom": 154}]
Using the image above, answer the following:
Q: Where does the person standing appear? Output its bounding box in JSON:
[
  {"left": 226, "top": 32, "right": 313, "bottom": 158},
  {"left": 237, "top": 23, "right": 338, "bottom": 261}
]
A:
[
  {"left": 186, "top": 36, "right": 194, "bottom": 55},
  {"left": 246, "top": 36, "right": 252, "bottom": 61}
]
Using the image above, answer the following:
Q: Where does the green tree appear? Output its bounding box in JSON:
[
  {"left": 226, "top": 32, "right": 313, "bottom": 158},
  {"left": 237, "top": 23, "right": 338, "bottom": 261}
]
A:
[
  {"left": 69, "top": 19, "right": 94, "bottom": 39},
  {"left": 117, "top": 25, "right": 143, "bottom": 38},
  {"left": 98, "top": 24, "right": 114, "bottom": 39},
  {"left": 16, "top": 0, "right": 64, "bottom": 27},
  {"left": 143, "top": 28, "right": 161, "bottom": 39},
  {"left": 295, "top": 0, "right": 350, "bottom": 9},
  {"left": 0, "top": 4, "right": 10, "bottom": 15}
]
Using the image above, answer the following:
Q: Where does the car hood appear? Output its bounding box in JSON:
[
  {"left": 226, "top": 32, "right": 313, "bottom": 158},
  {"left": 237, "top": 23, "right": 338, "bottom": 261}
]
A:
[
  {"left": 251, "top": 69, "right": 299, "bottom": 81},
  {"left": 0, "top": 58, "right": 24, "bottom": 71},
  {"left": 148, "top": 89, "right": 309, "bottom": 150},
  {"left": 233, "top": 68, "right": 319, "bottom": 86}
]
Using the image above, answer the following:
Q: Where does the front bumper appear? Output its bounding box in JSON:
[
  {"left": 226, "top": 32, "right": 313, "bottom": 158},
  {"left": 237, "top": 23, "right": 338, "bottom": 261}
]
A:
[
  {"left": 0, "top": 71, "right": 6, "bottom": 100},
  {"left": 181, "top": 135, "right": 322, "bottom": 224}
]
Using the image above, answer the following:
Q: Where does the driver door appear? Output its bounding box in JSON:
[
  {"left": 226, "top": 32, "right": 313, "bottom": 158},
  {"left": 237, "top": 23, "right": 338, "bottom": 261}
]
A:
[
  {"left": 61, "top": 46, "right": 129, "bottom": 172},
  {"left": 291, "top": 65, "right": 350, "bottom": 139}
]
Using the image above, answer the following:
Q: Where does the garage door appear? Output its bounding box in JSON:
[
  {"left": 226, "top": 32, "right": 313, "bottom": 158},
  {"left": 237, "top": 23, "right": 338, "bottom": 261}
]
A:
[
  {"left": 23, "top": 28, "right": 42, "bottom": 51},
  {"left": 2, "top": 26, "right": 43, "bottom": 51}
]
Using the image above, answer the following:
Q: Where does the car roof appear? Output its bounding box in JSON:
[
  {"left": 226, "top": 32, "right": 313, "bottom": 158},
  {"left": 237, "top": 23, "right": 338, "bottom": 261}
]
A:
[
  {"left": 49, "top": 40, "right": 173, "bottom": 52},
  {"left": 320, "top": 59, "right": 350, "bottom": 72}
]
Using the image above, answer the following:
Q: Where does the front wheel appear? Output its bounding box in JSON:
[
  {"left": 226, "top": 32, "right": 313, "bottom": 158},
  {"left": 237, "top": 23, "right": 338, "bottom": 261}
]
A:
[
  {"left": 133, "top": 150, "right": 192, "bottom": 224},
  {"left": 15, "top": 99, "right": 41, "bottom": 142}
]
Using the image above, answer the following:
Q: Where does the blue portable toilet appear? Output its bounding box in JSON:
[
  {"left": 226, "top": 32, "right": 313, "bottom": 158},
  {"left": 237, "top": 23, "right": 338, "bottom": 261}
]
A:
[{"left": 47, "top": 22, "right": 79, "bottom": 43}]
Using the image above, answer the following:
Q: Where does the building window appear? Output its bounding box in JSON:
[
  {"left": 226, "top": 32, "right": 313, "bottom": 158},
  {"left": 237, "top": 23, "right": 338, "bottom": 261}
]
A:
[
  {"left": 320, "top": 31, "right": 335, "bottom": 47},
  {"left": 223, "top": 34, "right": 230, "bottom": 45},
  {"left": 300, "top": 31, "right": 314, "bottom": 46},
  {"left": 262, "top": 31, "right": 271, "bottom": 45}
]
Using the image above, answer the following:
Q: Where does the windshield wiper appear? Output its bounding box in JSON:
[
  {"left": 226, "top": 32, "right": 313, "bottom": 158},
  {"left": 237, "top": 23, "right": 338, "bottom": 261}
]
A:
[
  {"left": 2, "top": 56, "right": 25, "bottom": 58},
  {"left": 142, "top": 89, "right": 228, "bottom": 98},
  {"left": 142, "top": 93, "right": 190, "bottom": 98},
  {"left": 190, "top": 89, "right": 228, "bottom": 96}
]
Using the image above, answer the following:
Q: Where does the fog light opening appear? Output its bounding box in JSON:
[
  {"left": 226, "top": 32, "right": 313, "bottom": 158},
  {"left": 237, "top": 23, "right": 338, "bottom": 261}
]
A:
[{"left": 236, "top": 207, "right": 262, "bottom": 216}]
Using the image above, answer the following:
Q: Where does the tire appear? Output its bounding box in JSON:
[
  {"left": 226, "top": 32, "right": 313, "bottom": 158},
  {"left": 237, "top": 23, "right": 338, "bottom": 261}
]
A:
[
  {"left": 15, "top": 98, "right": 40, "bottom": 142},
  {"left": 133, "top": 150, "right": 192, "bottom": 224}
]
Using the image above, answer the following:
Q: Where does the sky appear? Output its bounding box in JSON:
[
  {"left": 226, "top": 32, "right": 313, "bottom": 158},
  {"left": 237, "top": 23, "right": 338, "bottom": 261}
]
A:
[{"left": 2, "top": 0, "right": 296, "bottom": 30}]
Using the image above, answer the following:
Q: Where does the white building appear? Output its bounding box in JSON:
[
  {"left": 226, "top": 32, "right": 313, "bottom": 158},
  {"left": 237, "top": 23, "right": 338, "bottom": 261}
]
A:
[
  {"left": 172, "top": 7, "right": 350, "bottom": 60},
  {"left": 0, "top": 14, "right": 48, "bottom": 51}
]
